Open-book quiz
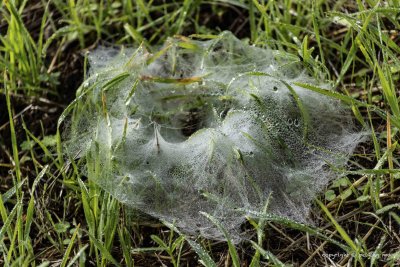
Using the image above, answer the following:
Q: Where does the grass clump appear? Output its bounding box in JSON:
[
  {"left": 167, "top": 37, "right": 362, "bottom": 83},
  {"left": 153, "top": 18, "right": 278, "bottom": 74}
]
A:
[{"left": 61, "top": 31, "right": 365, "bottom": 243}]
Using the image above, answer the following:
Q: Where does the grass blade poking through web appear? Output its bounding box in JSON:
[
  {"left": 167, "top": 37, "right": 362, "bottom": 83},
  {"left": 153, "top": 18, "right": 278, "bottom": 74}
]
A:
[
  {"left": 294, "top": 81, "right": 374, "bottom": 128},
  {"left": 247, "top": 196, "right": 271, "bottom": 267},
  {"left": 280, "top": 80, "right": 311, "bottom": 140},
  {"left": 243, "top": 209, "right": 350, "bottom": 252}
]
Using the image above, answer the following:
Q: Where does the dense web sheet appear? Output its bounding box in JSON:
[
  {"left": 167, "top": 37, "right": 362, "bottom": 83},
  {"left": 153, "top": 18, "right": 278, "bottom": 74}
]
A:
[{"left": 63, "top": 32, "right": 365, "bottom": 240}]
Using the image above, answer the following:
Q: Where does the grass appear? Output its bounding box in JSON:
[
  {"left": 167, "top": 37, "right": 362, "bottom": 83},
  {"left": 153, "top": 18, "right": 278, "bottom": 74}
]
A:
[{"left": 0, "top": 0, "right": 399, "bottom": 266}]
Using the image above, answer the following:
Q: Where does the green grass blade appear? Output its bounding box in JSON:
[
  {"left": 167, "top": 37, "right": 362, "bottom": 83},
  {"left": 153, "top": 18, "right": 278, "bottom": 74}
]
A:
[
  {"left": 5, "top": 71, "right": 21, "bottom": 187},
  {"left": 66, "top": 244, "right": 89, "bottom": 267},
  {"left": 201, "top": 212, "right": 240, "bottom": 267},
  {"left": 85, "top": 230, "right": 121, "bottom": 267},
  {"left": 1, "top": 179, "right": 25, "bottom": 203},
  {"left": 250, "top": 241, "right": 286, "bottom": 267},
  {"left": 0, "top": 202, "right": 19, "bottom": 242},
  {"left": 185, "top": 238, "right": 217, "bottom": 267},
  {"left": 316, "top": 199, "right": 358, "bottom": 252},
  {"left": 61, "top": 225, "right": 81, "bottom": 267}
]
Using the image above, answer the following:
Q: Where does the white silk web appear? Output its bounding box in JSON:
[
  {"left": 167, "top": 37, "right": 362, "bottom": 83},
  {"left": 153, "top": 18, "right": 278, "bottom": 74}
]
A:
[{"left": 63, "top": 32, "right": 365, "bottom": 240}]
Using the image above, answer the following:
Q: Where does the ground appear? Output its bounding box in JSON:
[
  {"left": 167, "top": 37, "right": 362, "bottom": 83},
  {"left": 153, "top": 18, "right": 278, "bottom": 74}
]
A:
[{"left": 0, "top": 0, "right": 399, "bottom": 266}]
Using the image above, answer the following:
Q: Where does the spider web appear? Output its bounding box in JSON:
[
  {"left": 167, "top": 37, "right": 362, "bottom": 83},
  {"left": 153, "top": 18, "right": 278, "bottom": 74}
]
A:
[{"left": 63, "top": 32, "right": 366, "bottom": 241}]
